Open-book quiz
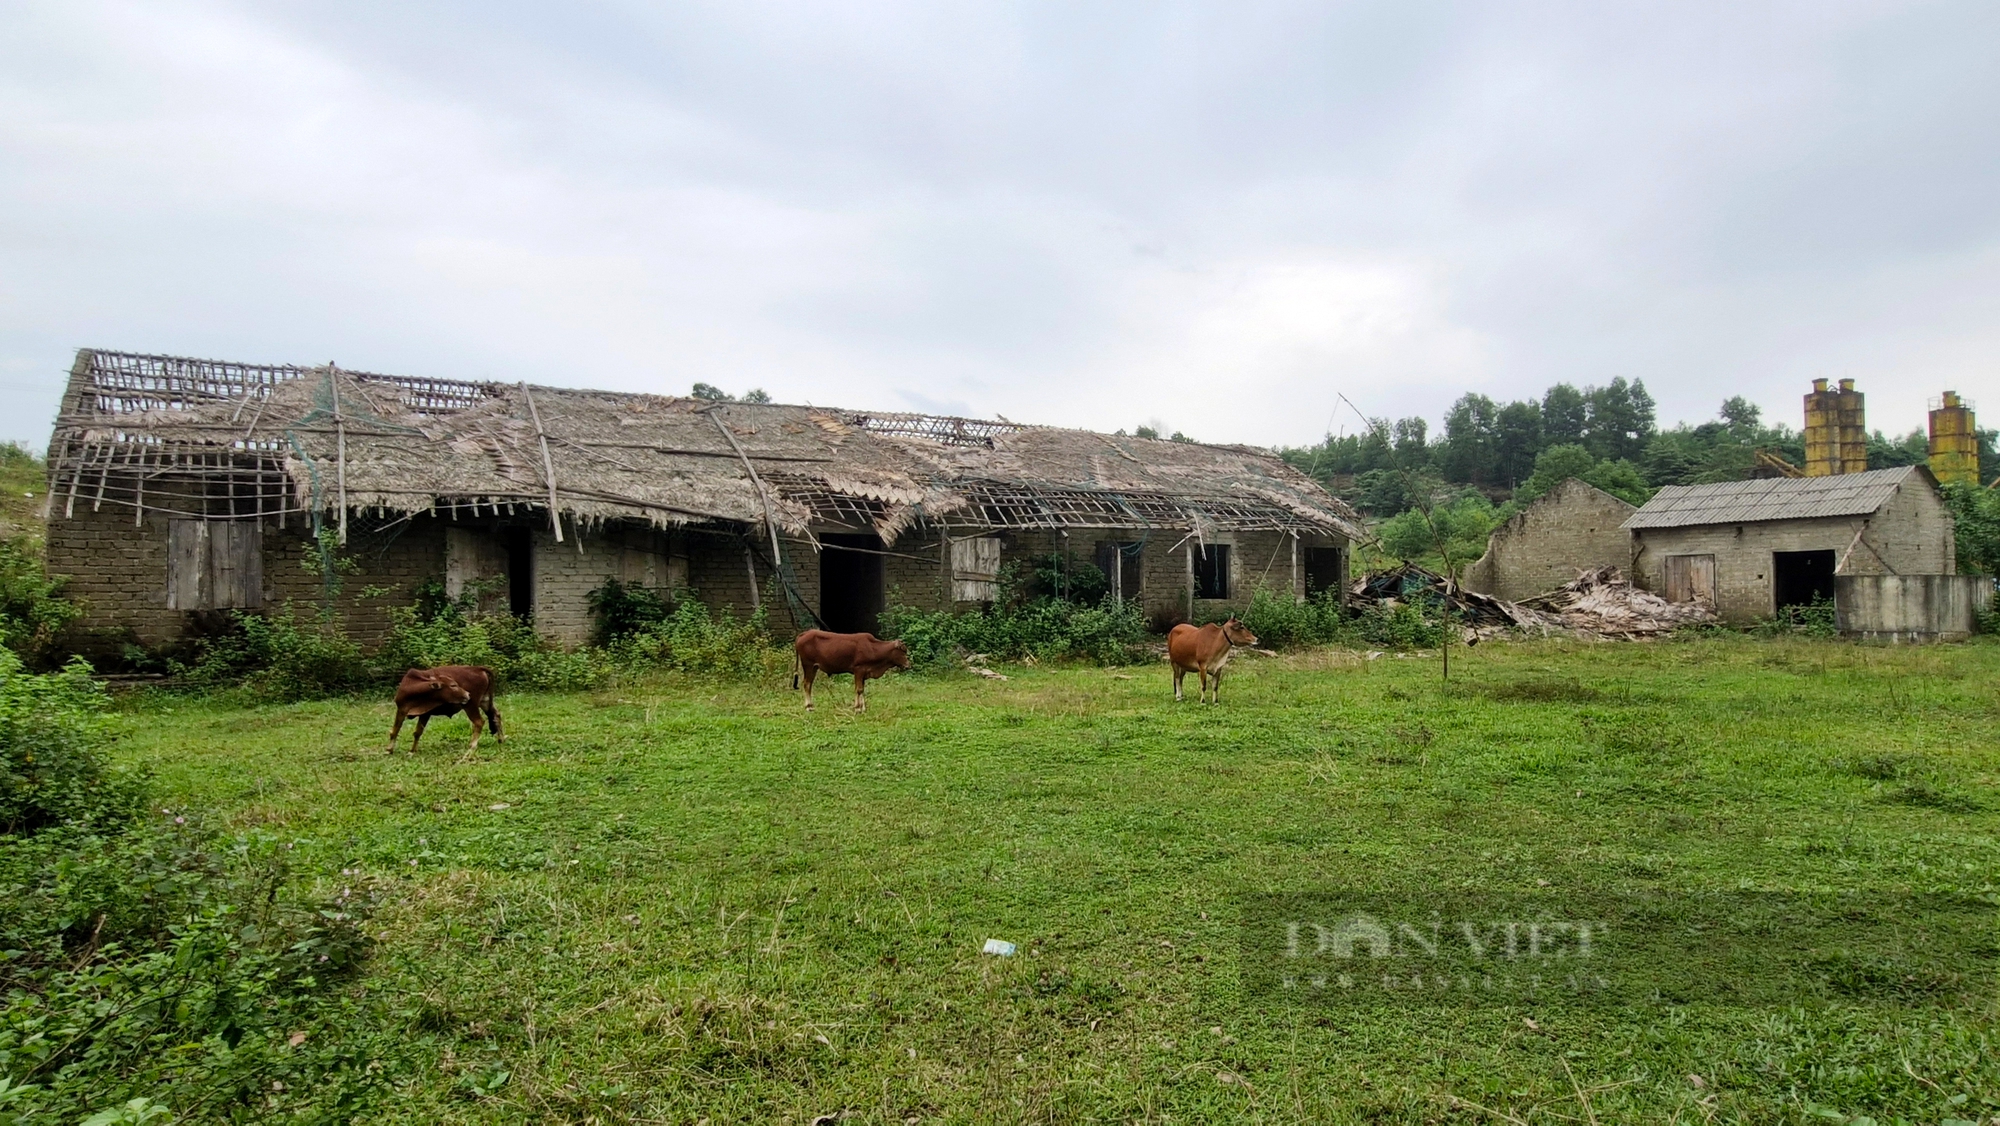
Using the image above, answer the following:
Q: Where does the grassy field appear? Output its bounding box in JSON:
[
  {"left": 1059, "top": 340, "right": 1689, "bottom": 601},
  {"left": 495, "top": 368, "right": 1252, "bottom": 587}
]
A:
[{"left": 112, "top": 637, "right": 1998, "bottom": 1124}]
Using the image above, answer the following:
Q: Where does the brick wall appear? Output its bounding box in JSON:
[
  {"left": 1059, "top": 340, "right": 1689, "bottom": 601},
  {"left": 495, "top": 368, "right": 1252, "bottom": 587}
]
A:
[
  {"left": 1630, "top": 478, "right": 1953, "bottom": 622},
  {"left": 1461, "top": 479, "right": 1637, "bottom": 602},
  {"left": 50, "top": 496, "right": 1354, "bottom": 655},
  {"left": 47, "top": 496, "right": 446, "bottom": 655},
  {"left": 987, "top": 528, "right": 1337, "bottom": 624}
]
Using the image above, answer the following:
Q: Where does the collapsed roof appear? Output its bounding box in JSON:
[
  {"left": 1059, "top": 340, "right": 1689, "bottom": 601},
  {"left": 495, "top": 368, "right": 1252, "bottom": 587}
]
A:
[{"left": 47, "top": 350, "right": 1364, "bottom": 545}]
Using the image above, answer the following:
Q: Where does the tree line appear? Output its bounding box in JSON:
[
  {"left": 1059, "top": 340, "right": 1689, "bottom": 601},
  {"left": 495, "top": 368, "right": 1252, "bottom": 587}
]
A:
[{"left": 1280, "top": 378, "right": 1995, "bottom": 517}]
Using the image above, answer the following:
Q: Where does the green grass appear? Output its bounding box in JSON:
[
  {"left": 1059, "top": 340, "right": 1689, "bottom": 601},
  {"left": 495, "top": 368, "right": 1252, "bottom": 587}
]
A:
[{"left": 111, "top": 638, "right": 1999, "bottom": 1123}]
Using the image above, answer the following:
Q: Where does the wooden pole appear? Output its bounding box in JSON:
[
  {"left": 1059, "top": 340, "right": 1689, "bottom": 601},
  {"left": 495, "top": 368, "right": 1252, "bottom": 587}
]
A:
[
  {"left": 709, "top": 408, "right": 787, "bottom": 572},
  {"left": 1291, "top": 532, "right": 1300, "bottom": 601},
  {"left": 743, "top": 539, "right": 762, "bottom": 612},
  {"left": 1186, "top": 541, "right": 1196, "bottom": 621},
  {"left": 520, "top": 382, "right": 565, "bottom": 543},
  {"left": 330, "top": 368, "right": 348, "bottom": 545}
]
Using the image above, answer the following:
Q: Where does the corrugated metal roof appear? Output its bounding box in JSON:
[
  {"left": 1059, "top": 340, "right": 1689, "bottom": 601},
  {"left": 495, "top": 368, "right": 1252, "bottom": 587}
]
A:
[{"left": 1622, "top": 466, "right": 1924, "bottom": 529}]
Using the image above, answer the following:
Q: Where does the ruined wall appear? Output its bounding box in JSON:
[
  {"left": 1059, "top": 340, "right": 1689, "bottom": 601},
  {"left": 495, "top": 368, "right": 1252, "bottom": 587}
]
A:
[
  {"left": 1630, "top": 479, "right": 1954, "bottom": 622},
  {"left": 1461, "top": 479, "right": 1636, "bottom": 603},
  {"left": 47, "top": 497, "right": 445, "bottom": 655},
  {"left": 991, "top": 528, "right": 1333, "bottom": 625}
]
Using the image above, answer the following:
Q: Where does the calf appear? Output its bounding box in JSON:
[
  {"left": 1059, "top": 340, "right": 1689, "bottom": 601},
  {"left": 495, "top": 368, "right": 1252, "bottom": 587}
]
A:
[
  {"left": 793, "top": 630, "right": 910, "bottom": 712},
  {"left": 387, "top": 665, "right": 503, "bottom": 754},
  {"left": 1167, "top": 617, "right": 1259, "bottom": 705}
]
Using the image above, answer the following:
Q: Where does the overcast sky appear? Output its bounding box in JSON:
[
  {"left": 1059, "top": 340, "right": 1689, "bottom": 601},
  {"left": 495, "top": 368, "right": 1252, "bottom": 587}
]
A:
[{"left": 3, "top": 1, "right": 1997, "bottom": 452}]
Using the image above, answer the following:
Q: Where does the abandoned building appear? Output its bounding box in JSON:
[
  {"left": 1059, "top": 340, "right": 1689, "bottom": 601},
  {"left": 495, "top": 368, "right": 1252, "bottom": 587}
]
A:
[
  {"left": 1460, "top": 478, "right": 1637, "bottom": 602},
  {"left": 43, "top": 349, "right": 1364, "bottom": 654},
  {"left": 1623, "top": 465, "right": 1955, "bottom": 623}
]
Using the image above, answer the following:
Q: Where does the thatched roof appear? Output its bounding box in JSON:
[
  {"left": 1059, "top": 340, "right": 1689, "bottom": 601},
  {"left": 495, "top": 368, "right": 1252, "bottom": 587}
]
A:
[{"left": 49, "top": 349, "right": 1363, "bottom": 543}]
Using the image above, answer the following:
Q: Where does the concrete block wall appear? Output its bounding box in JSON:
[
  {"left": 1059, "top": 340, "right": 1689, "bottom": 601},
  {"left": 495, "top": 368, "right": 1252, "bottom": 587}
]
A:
[
  {"left": 1630, "top": 479, "right": 1955, "bottom": 623},
  {"left": 1837, "top": 574, "right": 1989, "bottom": 641},
  {"left": 1461, "top": 479, "right": 1637, "bottom": 602}
]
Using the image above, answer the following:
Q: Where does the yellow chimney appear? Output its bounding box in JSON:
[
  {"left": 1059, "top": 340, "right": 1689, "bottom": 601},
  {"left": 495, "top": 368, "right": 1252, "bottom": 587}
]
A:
[
  {"left": 1804, "top": 379, "right": 1867, "bottom": 476},
  {"left": 1928, "top": 391, "right": 1979, "bottom": 487}
]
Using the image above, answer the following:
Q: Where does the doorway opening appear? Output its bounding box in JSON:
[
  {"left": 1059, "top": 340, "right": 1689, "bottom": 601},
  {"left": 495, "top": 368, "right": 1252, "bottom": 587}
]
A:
[
  {"left": 501, "top": 527, "right": 534, "bottom": 618},
  {"left": 1194, "top": 544, "right": 1231, "bottom": 600},
  {"left": 1772, "top": 549, "right": 1836, "bottom": 611},
  {"left": 1303, "top": 547, "right": 1345, "bottom": 598},
  {"left": 1093, "top": 541, "right": 1143, "bottom": 602},
  {"left": 820, "top": 533, "right": 886, "bottom": 634}
]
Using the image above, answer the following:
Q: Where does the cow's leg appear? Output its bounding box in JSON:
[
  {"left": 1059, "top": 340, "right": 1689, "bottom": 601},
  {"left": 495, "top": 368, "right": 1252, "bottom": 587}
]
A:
[
  {"left": 1211, "top": 669, "right": 1224, "bottom": 704},
  {"left": 854, "top": 672, "right": 867, "bottom": 713},
  {"left": 465, "top": 708, "right": 485, "bottom": 755},
  {"left": 1173, "top": 666, "right": 1185, "bottom": 702},
  {"left": 386, "top": 708, "right": 407, "bottom": 753},
  {"left": 410, "top": 713, "right": 431, "bottom": 754},
  {"left": 485, "top": 702, "right": 504, "bottom": 744},
  {"left": 801, "top": 664, "right": 817, "bottom": 710}
]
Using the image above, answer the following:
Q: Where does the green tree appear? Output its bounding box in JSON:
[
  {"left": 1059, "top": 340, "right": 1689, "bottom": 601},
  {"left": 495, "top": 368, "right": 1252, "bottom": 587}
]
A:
[
  {"left": 1941, "top": 482, "right": 2000, "bottom": 575},
  {"left": 1439, "top": 394, "right": 1499, "bottom": 484},
  {"left": 1377, "top": 491, "right": 1499, "bottom": 573},
  {"left": 1542, "top": 383, "right": 1588, "bottom": 446},
  {"left": 1583, "top": 377, "right": 1656, "bottom": 462},
  {"left": 1515, "top": 444, "right": 1652, "bottom": 507},
  {"left": 1493, "top": 399, "right": 1543, "bottom": 486}
]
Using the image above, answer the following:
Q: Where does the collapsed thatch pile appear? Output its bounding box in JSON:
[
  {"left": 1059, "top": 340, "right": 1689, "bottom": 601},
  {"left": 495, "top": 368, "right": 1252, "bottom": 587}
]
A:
[
  {"left": 1518, "top": 565, "right": 1716, "bottom": 638},
  {"left": 1349, "top": 564, "right": 1568, "bottom": 638},
  {"left": 1351, "top": 563, "right": 1712, "bottom": 640}
]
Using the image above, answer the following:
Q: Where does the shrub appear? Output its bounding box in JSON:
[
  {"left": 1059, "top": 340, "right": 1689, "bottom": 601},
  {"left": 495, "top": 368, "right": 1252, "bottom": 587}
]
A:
[
  {"left": 173, "top": 606, "right": 370, "bottom": 700},
  {"left": 378, "top": 602, "right": 541, "bottom": 678},
  {"left": 612, "top": 599, "right": 786, "bottom": 678},
  {"left": 1941, "top": 481, "right": 2000, "bottom": 576},
  {"left": 1754, "top": 595, "right": 1838, "bottom": 638},
  {"left": 586, "top": 579, "right": 675, "bottom": 645},
  {"left": 0, "top": 653, "right": 396, "bottom": 1120},
  {"left": 0, "top": 537, "right": 82, "bottom": 670},
  {"left": 1236, "top": 588, "right": 1348, "bottom": 647},
  {"left": 0, "top": 652, "right": 140, "bottom": 836},
  {"left": 1349, "top": 601, "right": 1447, "bottom": 649},
  {"left": 0, "top": 818, "right": 391, "bottom": 1122},
  {"left": 880, "top": 596, "right": 1148, "bottom": 667}
]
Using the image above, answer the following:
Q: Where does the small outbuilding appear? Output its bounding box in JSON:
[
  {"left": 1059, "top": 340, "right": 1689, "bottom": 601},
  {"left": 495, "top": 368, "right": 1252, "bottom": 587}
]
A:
[
  {"left": 1460, "top": 478, "right": 1637, "bottom": 603},
  {"left": 1622, "top": 466, "right": 1955, "bottom": 623},
  {"left": 42, "top": 350, "right": 1364, "bottom": 654}
]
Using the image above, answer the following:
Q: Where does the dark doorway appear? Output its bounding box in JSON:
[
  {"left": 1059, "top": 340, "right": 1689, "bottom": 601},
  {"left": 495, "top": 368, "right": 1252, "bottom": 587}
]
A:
[
  {"left": 1194, "top": 544, "right": 1231, "bottom": 600},
  {"left": 821, "top": 533, "right": 886, "bottom": 634},
  {"left": 1303, "top": 547, "right": 1345, "bottom": 598},
  {"left": 1093, "top": 541, "right": 1143, "bottom": 602},
  {"left": 1772, "top": 549, "right": 1836, "bottom": 611},
  {"left": 501, "top": 527, "right": 534, "bottom": 618}
]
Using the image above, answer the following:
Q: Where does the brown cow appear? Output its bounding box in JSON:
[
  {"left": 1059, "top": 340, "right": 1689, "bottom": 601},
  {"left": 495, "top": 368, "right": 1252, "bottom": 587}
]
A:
[
  {"left": 1167, "top": 617, "right": 1259, "bottom": 704},
  {"left": 387, "top": 665, "right": 503, "bottom": 754},
  {"left": 793, "top": 630, "right": 910, "bottom": 712}
]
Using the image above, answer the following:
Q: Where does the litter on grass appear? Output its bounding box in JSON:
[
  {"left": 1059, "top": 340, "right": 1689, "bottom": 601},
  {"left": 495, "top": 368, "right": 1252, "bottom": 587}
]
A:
[{"left": 982, "top": 939, "right": 1017, "bottom": 956}]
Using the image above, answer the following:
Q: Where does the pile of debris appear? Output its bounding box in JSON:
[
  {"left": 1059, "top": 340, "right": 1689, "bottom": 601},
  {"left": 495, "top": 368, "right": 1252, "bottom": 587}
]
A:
[
  {"left": 1349, "top": 564, "right": 1567, "bottom": 639},
  {"left": 1349, "top": 563, "right": 1714, "bottom": 640},
  {"left": 1518, "top": 565, "right": 1716, "bottom": 638}
]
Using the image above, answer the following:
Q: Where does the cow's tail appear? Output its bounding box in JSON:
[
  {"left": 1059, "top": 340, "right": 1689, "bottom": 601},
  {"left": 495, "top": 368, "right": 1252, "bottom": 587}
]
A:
[{"left": 791, "top": 651, "right": 801, "bottom": 690}]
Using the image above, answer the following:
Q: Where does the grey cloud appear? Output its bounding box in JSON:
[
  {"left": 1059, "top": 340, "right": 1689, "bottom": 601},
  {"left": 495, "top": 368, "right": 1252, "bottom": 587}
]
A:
[{"left": 1, "top": 0, "right": 1995, "bottom": 452}]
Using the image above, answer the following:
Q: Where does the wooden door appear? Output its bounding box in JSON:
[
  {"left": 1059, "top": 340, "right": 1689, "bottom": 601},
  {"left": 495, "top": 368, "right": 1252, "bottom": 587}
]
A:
[
  {"left": 167, "top": 519, "right": 262, "bottom": 609},
  {"left": 1663, "top": 554, "right": 1716, "bottom": 605}
]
